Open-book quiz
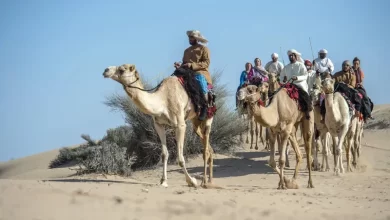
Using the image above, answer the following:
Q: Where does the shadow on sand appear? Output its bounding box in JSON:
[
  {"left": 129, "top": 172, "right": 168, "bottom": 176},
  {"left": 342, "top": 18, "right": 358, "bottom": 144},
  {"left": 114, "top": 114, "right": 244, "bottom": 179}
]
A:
[
  {"left": 42, "top": 178, "right": 155, "bottom": 186},
  {"left": 169, "top": 151, "right": 276, "bottom": 178}
]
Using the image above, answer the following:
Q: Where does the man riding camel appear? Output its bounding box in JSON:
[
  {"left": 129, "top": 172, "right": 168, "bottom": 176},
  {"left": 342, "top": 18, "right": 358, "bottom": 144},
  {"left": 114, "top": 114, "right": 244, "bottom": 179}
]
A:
[
  {"left": 265, "top": 53, "right": 284, "bottom": 77},
  {"left": 313, "top": 49, "right": 334, "bottom": 80},
  {"left": 174, "top": 30, "right": 211, "bottom": 121},
  {"left": 280, "top": 49, "right": 313, "bottom": 119},
  {"left": 304, "top": 59, "right": 318, "bottom": 93},
  {"left": 352, "top": 57, "right": 374, "bottom": 120}
]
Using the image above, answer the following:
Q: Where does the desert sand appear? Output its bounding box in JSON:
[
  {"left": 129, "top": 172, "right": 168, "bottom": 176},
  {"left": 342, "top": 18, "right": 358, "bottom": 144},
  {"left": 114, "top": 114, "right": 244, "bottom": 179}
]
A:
[{"left": 1, "top": 105, "right": 390, "bottom": 220}]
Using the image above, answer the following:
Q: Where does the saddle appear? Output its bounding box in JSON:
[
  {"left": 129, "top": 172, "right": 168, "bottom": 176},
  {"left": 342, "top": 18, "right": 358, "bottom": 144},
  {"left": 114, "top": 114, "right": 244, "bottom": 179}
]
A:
[{"left": 173, "top": 67, "right": 217, "bottom": 119}]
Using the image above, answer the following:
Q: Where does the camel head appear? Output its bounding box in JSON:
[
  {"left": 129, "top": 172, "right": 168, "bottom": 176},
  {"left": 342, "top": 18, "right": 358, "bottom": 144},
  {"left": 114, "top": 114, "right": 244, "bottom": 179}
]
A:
[
  {"left": 258, "top": 82, "right": 269, "bottom": 94},
  {"left": 103, "top": 64, "right": 140, "bottom": 86},
  {"left": 310, "top": 86, "right": 322, "bottom": 105},
  {"left": 237, "top": 85, "right": 258, "bottom": 102},
  {"left": 321, "top": 78, "right": 335, "bottom": 94},
  {"left": 268, "top": 72, "right": 278, "bottom": 83}
]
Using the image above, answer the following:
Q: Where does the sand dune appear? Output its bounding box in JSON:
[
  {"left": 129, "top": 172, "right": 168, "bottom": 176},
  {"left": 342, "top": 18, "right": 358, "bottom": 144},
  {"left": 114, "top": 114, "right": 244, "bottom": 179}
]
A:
[{"left": 1, "top": 105, "right": 390, "bottom": 220}]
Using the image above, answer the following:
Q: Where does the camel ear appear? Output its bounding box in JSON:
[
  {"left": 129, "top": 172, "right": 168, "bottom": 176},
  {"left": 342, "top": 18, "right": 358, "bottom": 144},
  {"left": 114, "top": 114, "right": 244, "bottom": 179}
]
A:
[{"left": 129, "top": 64, "right": 136, "bottom": 72}]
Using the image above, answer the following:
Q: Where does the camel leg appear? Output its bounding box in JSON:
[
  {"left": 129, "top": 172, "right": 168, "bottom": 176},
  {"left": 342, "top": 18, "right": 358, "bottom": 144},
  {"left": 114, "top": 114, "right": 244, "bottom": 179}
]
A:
[
  {"left": 176, "top": 123, "right": 197, "bottom": 187},
  {"left": 335, "top": 126, "right": 348, "bottom": 175},
  {"left": 268, "top": 130, "right": 278, "bottom": 172},
  {"left": 153, "top": 121, "right": 169, "bottom": 187},
  {"left": 255, "top": 122, "right": 259, "bottom": 150},
  {"left": 321, "top": 132, "right": 330, "bottom": 172},
  {"left": 302, "top": 115, "right": 314, "bottom": 188},
  {"left": 277, "top": 130, "right": 290, "bottom": 190},
  {"left": 246, "top": 116, "right": 250, "bottom": 144},
  {"left": 285, "top": 141, "right": 290, "bottom": 168},
  {"left": 345, "top": 134, "right": 353, "bottom": 172},
  {"left": 250, "top": 118, "right": 254, "bottom": 149},
  {"left": 260, "top": 125, "right": 265, "bottom": 147},
  {"left": 289, "top": 133, "right": 302, "bottom": 180},
  {"left": 313, "top": 131, "right": 320, "bottom": 171},
  {"left": 332, "top": 136, "right": 338, "bottom": 170},
  {"left": 202, "top": 123, "right": 213, "bottom": 187},
  {"left": 265, "top": 128, "right": 270, "bottom": 151}
]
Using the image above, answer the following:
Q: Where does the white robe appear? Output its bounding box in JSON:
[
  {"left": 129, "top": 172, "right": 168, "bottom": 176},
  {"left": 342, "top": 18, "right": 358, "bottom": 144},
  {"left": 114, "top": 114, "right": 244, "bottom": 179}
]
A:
[
  {"left": 264, "top": 61, "right": 284, "bottom": 75},
  {"left": 280, "top": 61, "right": 309, "bottom": 93},
  {"left": 306, "top": 70, "right": 317, "bottom": 92},
  {"left": 313, "top": 57, "right": 334, "bottom": 74}
]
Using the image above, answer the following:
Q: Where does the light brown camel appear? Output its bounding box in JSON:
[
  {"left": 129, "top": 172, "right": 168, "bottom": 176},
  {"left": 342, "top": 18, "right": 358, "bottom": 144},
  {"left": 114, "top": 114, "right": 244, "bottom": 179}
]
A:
[
  {"left": 266, "top": 73, "right": 292, "bottom": 167},
  {"left": 237, "top": 99, "right": 264, "bottom": 150},
  {"left": 321, "top": 78, "right": 360, "bottom": 174},
  {"left": 310, "top": 84, "right": 332, "bottom": 172},
  {"left": 238, "top": 87, "right": 267, "bottom": 150},
  {"left": 103, "top": 64, "right": 216, "bottom": 188},
  {"left": 237, "top": 83, "right": 315, "bottom": 189},
  {"left": 237, "top": 99, "right": 251, "bottom": 144}
]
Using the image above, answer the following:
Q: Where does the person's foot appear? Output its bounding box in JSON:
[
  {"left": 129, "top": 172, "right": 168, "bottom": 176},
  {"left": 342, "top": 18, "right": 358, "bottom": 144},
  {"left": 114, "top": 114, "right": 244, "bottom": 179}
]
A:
[{"left": 199, "top": 107, "right": 207, "bottom": 121}]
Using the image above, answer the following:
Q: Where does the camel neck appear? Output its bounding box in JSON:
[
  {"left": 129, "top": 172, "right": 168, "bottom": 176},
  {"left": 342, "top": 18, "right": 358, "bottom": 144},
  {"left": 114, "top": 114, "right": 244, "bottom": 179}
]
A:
[
  {"left": 124, "top": 81, "right": 162, "bottom": 116},
  {"left": 324, "top": 92, "right": 338, "bottom": 119},
  {"left": 252, "top": 93, "right": 278, "bottom": 127}
]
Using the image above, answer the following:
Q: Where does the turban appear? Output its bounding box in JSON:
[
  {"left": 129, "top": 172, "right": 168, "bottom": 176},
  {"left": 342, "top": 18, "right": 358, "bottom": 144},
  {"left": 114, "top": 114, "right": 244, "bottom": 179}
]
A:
[
  {"left": 271, "top": 53, "right": 278, "bottom": 58},
  {"left": 186, "top": 30, "right": 208, "bottom": 43},
  {"left": 304, "top": 60, "right": 312, "bottom": 66},
  {"left": 318, "top": 49, "right": 328, "bottom": 54}
]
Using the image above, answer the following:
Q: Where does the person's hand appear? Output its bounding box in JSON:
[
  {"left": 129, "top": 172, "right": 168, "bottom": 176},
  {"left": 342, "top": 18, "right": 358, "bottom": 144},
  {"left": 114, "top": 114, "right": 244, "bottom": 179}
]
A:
[
  {"left": 181, "top": 63, "right": 191, "bottom": 68},
  {"left": 174, "top": 62, "right": 181, "bottom": 69},
  {"left": 292, "top": 76, "right": 298, "bottom": 81}
]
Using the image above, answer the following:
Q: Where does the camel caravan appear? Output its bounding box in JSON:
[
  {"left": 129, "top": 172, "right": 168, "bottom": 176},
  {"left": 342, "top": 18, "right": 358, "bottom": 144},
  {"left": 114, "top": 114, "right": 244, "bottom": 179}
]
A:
[{"left": 102, "top": 30, "right": 374, "bottom": 190}]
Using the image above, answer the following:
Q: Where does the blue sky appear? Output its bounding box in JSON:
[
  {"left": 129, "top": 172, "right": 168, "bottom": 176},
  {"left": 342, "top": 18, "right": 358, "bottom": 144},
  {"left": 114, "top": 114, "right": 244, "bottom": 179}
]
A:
[{"left": 0, "top": 0, "right": 389, "bottom": 161}]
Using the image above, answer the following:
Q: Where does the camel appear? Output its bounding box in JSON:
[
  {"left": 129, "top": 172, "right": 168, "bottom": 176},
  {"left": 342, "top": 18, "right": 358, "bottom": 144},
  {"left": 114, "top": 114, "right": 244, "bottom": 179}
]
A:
[
  {"left": 237, "top": 99, "right": 265, "bottom": 150},
  {"left": 237, "top": 82, "right": 315, "bottom": 189},
  {"left": 310, "top": 84, "right": 332, "bottom": 172},
  {"left": 321, "top": 78, "right": 362, "bottom": 174},
  {"left": 103, "top": 64, "right": 216, "bottom": 188},
  {"left": 265, "top": 73, "right": 293, "bottom": 167}
]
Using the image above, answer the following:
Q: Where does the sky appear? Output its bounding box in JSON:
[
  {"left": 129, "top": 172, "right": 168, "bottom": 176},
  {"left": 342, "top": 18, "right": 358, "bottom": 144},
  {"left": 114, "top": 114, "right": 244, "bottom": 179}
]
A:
[{"left": 0, "top": 0, "right": 389, "bottom": 161}]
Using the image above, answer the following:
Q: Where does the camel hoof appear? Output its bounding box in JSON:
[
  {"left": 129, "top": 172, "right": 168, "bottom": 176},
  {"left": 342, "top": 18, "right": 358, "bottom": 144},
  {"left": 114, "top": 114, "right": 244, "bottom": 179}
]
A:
[
  {"left": 186, "top": 177, "right": 198, "bottom": 188},
  {"left": 268, "top": 160, "right": 277, "bottom": 169},
  {"left": 307, "top": 183, "right": 315, "bottom": 188},
  {"left": 284, "top": 178, "right": 299, "bottom": 189},
  {"left": 160, "top": 180, "right": 168, "bottom": 188},
  {"left": 255, "top": 146, "right": 258, "bottom": 150}
]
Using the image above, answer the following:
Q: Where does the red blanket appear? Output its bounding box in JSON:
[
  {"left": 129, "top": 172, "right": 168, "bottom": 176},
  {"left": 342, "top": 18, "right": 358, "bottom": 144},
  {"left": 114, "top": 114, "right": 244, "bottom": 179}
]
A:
[{"left": 283, "top": 83, "right": 300, "bottom": 102}]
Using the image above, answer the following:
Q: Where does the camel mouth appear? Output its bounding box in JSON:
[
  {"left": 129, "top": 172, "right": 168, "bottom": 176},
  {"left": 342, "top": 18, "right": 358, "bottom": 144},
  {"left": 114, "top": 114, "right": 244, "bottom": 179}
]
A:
[{"left": 103, "top": 67, "right": 115, "bottom": 78}]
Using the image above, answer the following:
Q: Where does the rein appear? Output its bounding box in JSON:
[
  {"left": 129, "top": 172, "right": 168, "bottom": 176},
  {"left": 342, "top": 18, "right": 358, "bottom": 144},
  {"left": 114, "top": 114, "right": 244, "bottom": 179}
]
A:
[{"left": 124, "top": 73, "right": 174, "bottom": 92}]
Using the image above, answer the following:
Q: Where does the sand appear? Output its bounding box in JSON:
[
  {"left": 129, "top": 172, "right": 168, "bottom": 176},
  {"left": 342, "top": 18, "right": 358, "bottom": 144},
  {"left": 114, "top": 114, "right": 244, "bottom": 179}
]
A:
[{"left": 1, "top": 106, "right": 390, "bottom": 220}]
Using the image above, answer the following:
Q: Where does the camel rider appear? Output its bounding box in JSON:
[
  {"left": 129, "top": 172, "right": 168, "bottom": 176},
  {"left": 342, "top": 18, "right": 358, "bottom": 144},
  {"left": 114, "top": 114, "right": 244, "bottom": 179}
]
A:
[
  {"left": 304, "top": 59, "right": 318, "bottom": 93},
  {"left": 313, "top": 49, "right": 335, "bottom": 80},
  {"left": 280, "top": 49, "right": 312, "bottom": 119},
  {"left": 265, "top": 53, "right": 284, "bottom": 77},
  {"left": 352, "top": 57, "right": 374, "bottom": 120},
  {"left": 330, "top": 60, "right": 372, "bottom": 120},
  {"left": 174, "top": 30, "right": 212, "bottom": 121},
  {"left": 280, "top": 49, "right": 309, "bottom": 92},
  {"left": 248, "top": 58, "right": 269, "bottom": 86}
]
